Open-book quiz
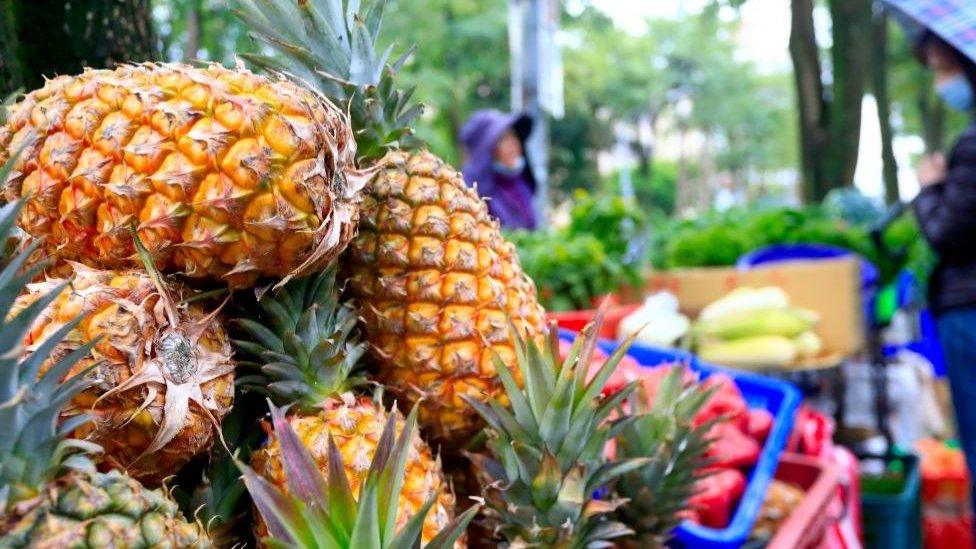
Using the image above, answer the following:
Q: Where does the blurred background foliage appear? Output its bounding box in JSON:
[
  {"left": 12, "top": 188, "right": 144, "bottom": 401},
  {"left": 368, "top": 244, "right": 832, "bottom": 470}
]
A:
[{"left": 0, "top": 0, "right": 941, "bottom": 302}]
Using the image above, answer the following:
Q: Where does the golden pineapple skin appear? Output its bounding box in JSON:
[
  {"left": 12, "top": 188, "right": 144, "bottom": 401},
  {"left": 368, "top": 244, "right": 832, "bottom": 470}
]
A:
[
  {"left": 0, "top": 63, "right": 363, "bottom": 287},
  {"left": 249, "top": 395, "right": 455, "bottom": 545},
  {"left": 14, "top": 266, "right": 235, "bottom": 485},
  {"left": 343, "top": 150, "right": 546, "bottom": 443}
]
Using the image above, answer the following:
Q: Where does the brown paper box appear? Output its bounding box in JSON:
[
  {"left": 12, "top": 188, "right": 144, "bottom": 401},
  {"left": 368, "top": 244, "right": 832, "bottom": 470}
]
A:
[{"left": 647, "top": 257, "right": 865, "bottom": 357}]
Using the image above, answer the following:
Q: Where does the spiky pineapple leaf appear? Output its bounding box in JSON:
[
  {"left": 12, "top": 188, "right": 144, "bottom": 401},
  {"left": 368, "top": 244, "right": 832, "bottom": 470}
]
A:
[
  {"left": 0, "top": 194, "right": 100, "bottom": 511},
  {"left": 232, "top": 266, "right": 367, "bottom": 411},
  {"left": 238, "top": 401, "right": 479, "bottom": 548},
  {"left": 613, "top": 366, "right": 719, "bottom": 546},
  {"left": 232, "top": 0, "right": 423, "bottom": 162},
  {"left": 465, "top": 315, "right": 648, "bottom": 547}
]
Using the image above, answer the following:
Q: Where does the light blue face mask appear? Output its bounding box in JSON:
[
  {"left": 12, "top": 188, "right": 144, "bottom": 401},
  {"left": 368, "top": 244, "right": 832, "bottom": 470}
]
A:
[
  {"left": 493, "top": 156, "right": 526, "bottom": 177},
  {"left": 938, "top": 74, "right": 975, "bottom": 112}
]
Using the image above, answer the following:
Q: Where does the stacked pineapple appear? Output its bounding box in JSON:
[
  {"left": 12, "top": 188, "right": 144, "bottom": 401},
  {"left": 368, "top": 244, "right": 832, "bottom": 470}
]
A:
[{"left": 0, "top": 0, "right": 713, "bottom": 547}]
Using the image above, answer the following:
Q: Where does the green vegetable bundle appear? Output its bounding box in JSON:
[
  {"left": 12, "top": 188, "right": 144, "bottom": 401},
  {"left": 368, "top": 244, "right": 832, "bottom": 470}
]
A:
[
  {"left": 657, "top": 206, "right": 931, "bottom": 288},
  {"left": 510, "top": 190, "right": 651, "bottom": 311}
]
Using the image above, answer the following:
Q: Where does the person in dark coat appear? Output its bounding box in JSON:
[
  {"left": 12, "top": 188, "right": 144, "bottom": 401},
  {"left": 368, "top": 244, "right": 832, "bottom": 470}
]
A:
[
  {"left": 914, "top": 30, "right": 976, "bottom": 510},
  {"left": 460, "top": 109, "right": 538, "bottom": 230}
]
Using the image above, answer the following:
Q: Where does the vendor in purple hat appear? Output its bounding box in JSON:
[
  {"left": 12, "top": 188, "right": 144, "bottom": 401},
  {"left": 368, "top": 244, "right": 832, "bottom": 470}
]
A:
[{"left": 460, "top": 109, "right": 538, "bottom": 230}]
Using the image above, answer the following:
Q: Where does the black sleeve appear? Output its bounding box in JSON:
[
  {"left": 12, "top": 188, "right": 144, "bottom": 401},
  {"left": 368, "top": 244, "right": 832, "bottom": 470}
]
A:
[{"left": 914, "top": 134, "right": 976, "bottom": 254}]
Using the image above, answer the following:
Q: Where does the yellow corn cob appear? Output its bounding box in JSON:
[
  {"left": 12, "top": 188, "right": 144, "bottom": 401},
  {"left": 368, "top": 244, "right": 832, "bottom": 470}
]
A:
[
  {"left": 698, "top": 335, "right": 798, "bottom": 368},
  {"left": 695, "top": 307, "right": 817, "bottom": 340},
  {"left": 793, "top": 330, "right": 823, "bottom": 358}
]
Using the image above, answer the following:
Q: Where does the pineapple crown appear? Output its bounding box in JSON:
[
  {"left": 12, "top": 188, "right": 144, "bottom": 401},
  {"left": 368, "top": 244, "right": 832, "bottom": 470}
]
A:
[
  {"left": 463, "top": 314, "right": 650, "bottom": 548},
  {"left": 233, "top": 265, "right": 367, "bottom": 411},
  {"left": 234, "top": 0, "right": 423, "bottom": 163},
  {"left": 613, "top": 367, "right": 718, "bottom": 544},
  {"left": 0, "top": 197, "right": 99, "bottom": 512},
  {"left": 237, "top": 400, "right": 478, "bottom": 548}
]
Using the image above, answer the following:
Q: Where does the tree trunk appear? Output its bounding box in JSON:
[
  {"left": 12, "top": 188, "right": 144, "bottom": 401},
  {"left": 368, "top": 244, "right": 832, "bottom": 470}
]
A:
[
  {"left": 632, "top": 140, "right": 651, "bottom": 177},
  {"left": 825, "top": 0, "right": 871, "bottom": 194},
  {"left": 872, "top": 10, "right": 899, "bottom": 203},
  {"left": 698, "top": 134, "right": 716, "bottom": 212},
  {"left": 790, "top": 0, "right": 871, "bottom": 204},
  {"left": 65, "top": 0, "right": 157, "bottom": 67},
  {"left": 9, "top": 0, "right": 157, "bottom": 91},
  {"left": 0, "top": 1, "right": 22, "bottom": 96},
  {"left": 789, "top": 0, "right": 827, "bottom": 203},
  {"left": 9, "top": 0, "right": 78, "bottom": 90},
  {"left": 185, "top": 0, "right": 203, "bottom": 62},
  {"left": 675, "top": 128, "right": 692, "bottom": 214}
]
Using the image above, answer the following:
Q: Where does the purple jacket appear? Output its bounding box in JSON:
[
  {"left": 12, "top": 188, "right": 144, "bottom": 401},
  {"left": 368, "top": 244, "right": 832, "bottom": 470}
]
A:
[{"left": 460, "top": 109, "right": 538, "bottom": 230}]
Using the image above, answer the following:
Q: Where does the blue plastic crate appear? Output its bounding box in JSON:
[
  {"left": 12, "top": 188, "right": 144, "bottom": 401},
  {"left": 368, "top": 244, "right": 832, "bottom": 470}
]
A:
[
  {"left": 674, "top": 357, "right": 801, "bottom": 548},
  {"left": 558, "top": 330, "right": 802, "bottom": 548}
]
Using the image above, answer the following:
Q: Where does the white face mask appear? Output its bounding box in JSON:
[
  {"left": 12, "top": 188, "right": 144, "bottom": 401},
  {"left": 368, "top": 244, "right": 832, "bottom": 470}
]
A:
[{"left": 493, "top": 156, "right": 526, "bottom": 176}]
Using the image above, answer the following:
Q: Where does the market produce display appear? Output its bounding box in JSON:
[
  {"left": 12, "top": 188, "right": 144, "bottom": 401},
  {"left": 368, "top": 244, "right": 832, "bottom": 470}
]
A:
[
  {"left": 0, "top": 1, "right": 742, "bottom": 547},
  {"left": 0, "top": 0, "right": 956, "bottom": 549},
  {"left": 694, "top": 286, "right": 829, "bottom": 369},
  {"left": 657, "top": 205, "right": 933, "bottom": 288}
]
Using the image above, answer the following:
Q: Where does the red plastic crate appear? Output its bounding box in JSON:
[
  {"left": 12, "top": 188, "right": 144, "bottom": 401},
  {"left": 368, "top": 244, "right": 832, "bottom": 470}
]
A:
[
  {"left": 767, "top": 453, "right": 840, "bottom": 549},
  {"left": 547, "top": 303, "right": 639, "bottom": 340}
]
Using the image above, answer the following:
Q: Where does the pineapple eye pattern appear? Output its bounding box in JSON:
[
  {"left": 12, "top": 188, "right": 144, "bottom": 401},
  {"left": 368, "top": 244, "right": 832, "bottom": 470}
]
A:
[
  {"left": 1, "top": 64, "right": 363, "bottom": 288},
  {"left": 344, "top": 152, "right": 546, "bottom": 443}
]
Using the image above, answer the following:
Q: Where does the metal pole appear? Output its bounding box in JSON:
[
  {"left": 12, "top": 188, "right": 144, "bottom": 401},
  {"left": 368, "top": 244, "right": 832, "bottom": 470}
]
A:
[
  {"left": 509, "top": 0, "right": 550, "bottom": 222},
  {"left": 615, "top": 124, "right": 634, "bottom": 201}
]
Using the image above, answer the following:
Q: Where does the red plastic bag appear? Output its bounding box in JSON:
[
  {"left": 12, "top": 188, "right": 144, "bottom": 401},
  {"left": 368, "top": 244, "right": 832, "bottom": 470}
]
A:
[
  {"left": 787, "top": 405, "right": 834, "bottom": 458},
  {"left": 689, "top": 468, "right": 748, "bottom": 528},
  {"left": 705, "top": 422, "right": 762, "bottom": 469},
  {"left": 695, "top": 374, "right": 749, "bottom": 431},
  {"left": 923, "top": 514, "right": 974, "bottom": 548},
  {"left": 747, "top": 408, "right": 774, "bottom": 444}
]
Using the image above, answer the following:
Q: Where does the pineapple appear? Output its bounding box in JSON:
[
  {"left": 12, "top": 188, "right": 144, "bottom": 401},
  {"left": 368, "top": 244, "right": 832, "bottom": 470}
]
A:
[
  {"left": 613, "top": 367, "right": 717, "bottom": 548},
  {"left": 11, "top": 259, "right": 235, "bottom": 485},
  {"left": 237, "top": 402, "right": 478, "bottom": 548},
  {"left": 464, "top": 316, "right": 649, "bottom": 547},
  {"left": 0, "top": 198, "right": 210, "bottom": 548},
  {"left": 0, "top": 63, "right": 367, "bottom": 288},
  {"left": 235, "top": 0, "right": 547, "bottom": 444},
  {"left": 233, "top": 266, "right": 457, "bottom": 545}
]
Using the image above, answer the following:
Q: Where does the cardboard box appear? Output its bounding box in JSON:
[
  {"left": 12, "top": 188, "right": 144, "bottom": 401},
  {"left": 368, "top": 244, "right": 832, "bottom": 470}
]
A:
[{"left": 647, "top": 257, "right": 865, "bottom": 357}]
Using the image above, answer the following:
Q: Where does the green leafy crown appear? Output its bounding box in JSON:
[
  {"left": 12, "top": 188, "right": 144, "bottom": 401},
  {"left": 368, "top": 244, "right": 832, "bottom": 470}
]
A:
[
  {"left": 234, "top": 0, "right": 423, "bottom": 162},
  {"left": 464, "top": 315, "right": 650, "bottom": 547},
  {"left": 614, "top": 367, "right": 718, "bottom": 546},
  {"left": 233, "top": 265, "right": 367, "bottom": 412},
  {"left": 0, "top": 193, "right": 99, "bottom": 511}
]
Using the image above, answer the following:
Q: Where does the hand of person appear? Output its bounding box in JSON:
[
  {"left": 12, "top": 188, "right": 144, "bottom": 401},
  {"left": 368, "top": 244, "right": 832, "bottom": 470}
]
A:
[{"left": 917, "top": 153, "right": 947, "bottom": 188}]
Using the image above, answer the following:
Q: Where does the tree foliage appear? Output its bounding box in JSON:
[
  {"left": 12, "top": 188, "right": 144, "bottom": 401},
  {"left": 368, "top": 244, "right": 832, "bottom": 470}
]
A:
[{"left": 144, "top": 0, "right": 795, "bottom": 211}]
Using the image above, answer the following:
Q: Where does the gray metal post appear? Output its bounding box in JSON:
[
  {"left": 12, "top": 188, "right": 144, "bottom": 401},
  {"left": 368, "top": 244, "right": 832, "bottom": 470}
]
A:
[{"left": 509, "top": 0, "right": 554, "bottom": 223}]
